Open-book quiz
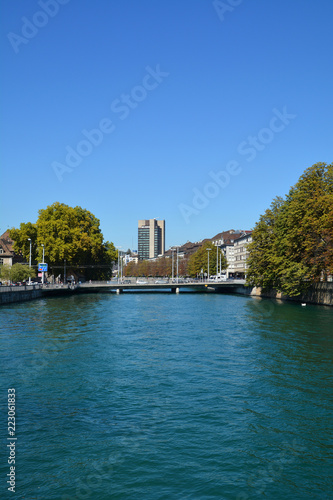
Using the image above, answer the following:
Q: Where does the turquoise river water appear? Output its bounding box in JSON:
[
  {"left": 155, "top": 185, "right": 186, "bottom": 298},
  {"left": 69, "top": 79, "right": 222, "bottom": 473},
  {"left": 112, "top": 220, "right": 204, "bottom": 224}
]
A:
[{"left": 0, "top": 292, "right": 332, "bottom": 499}]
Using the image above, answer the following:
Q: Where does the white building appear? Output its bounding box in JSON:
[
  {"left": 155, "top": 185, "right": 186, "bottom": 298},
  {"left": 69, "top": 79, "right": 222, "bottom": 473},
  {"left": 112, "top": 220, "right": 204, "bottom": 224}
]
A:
[
  {"left": 220, "top": 243, "right": 236, "bottom": 278},
  {"left": 233, "top": 232, "right": 252, "bottom": 278},
  {"left": 123, "top": 254, "right": 139, "bottom": 265}
]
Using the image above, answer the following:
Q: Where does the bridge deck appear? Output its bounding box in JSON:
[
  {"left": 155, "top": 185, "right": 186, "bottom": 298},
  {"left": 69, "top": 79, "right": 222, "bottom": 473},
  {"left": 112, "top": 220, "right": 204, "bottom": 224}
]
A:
[{"left": 76, "top": 280, "right": 246, "bottom": 292}]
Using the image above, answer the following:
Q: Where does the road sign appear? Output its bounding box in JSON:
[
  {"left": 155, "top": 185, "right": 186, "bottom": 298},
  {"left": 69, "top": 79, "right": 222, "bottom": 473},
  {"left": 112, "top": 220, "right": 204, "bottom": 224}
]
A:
[{"left": 38, "top": 263, "right": 48, "bottom": 272}]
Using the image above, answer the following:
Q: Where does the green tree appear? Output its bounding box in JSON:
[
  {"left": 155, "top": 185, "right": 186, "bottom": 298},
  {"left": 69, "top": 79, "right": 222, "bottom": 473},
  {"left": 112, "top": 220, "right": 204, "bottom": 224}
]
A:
[
  {"left": 187, "top": 241, "right": 227, "bottom": 277},
  {"left": 246, "top": 197, "right": 285, "bottom": 290},
  {"left": 11, "top": 264, "right": 36, "bottom": 283},
  {"left": 104, "top": 241, "right": 118, "bottom": 265},
  {"left": 0, "top": 265, "right": 11, "bottom": 283},
  {"left": 279, "top": 162, "right": 333, "bottom": 281},
  {"left": 9, "top": 223, "right": 38, "bottom": 262},
  {"left": 36, "top": 202, "right": 104, "bottom": 264},
  {"left": 247, "top": 162, "right": 333, "bottom": 296},
  {"left": 0, "top": 264, "right": 36, "bottom": 283},
  {"left": 9, "top": 202, "right": 117, "bottom": 280}
]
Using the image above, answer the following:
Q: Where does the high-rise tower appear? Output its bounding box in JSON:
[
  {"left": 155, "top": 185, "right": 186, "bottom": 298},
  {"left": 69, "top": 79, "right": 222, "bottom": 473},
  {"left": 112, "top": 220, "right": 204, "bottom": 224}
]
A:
[{"left": 138, "top": 219, "right": 165, "bottom": 260}]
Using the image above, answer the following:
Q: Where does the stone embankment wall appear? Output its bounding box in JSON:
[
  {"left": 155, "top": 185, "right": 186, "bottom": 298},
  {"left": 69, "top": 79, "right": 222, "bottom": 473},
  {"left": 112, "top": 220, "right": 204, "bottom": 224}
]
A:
[
  {"left": 0, "top": 284, "right": 79, "bottom": 305},
  {"left": 237, "top": 282, "right": 333, "bottom": 306},
  {"left": 0, "top": 286, "right": 42, "bottom": 305}
]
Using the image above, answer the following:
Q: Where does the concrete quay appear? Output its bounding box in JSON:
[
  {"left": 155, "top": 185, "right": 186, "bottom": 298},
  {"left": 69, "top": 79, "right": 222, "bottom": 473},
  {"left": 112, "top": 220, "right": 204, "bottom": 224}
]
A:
[{"left": 0, "top": 284, "right": 43, "bottom": 304}]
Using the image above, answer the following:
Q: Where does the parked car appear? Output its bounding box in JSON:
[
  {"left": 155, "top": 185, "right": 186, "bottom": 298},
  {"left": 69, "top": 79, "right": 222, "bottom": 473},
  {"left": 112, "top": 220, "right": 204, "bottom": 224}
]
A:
[
  {"left": 136, "top": 279, "right": 148, "bottom": 284},
  {"left": 155, "top": 279, "right": 168, "bottom": 284}
]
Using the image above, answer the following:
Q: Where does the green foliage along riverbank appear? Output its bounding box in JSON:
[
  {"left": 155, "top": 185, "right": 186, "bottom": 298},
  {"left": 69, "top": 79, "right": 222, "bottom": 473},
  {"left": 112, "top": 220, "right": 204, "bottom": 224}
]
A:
[
  {"left": 9, "top": 202, "right": 118, "bottom": 281},
  {"left": 246, "top": 162, "right": 333, "bottom": 296}
]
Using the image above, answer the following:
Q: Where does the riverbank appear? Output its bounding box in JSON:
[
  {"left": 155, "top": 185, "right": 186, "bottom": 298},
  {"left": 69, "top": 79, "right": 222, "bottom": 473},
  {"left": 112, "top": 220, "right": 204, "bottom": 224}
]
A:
[
  {"left": 0, "top": 284, "right": 78, "bottom": 305},
  {"left": 0, "top": 285, "right": 43, "bottom": 304},
  {"left": 241, "top": 282, "right": 333, "bottom": 307},
  {"left": 0, "top": 281, "right": 332, "bottom": 306}
]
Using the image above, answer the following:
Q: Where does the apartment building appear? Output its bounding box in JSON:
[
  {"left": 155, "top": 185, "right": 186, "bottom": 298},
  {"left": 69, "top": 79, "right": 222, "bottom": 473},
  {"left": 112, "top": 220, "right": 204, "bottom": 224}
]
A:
[{"left": 233, "top": 232, "right": 252, "bottom": 278}]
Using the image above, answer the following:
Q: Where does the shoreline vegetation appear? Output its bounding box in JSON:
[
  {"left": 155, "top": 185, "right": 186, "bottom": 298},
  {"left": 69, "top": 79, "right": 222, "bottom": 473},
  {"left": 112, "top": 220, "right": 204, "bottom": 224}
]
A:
[
  {"left": 1, "top": 163, "right": 332, "bottom": 298},
  {"left": 246, "top": 162, "right": 332, "bottom": 297}
]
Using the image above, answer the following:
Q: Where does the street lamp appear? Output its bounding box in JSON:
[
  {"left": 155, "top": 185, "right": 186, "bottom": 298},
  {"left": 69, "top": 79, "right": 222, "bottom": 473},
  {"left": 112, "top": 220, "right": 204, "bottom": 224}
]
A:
[
  {"left": 117, "top": 251, "right": 120, "bottom": 283},
  {"left": 176, "top": 246, "right": 179, "bottom": 283},
  {"left": 207, "top": 248, "right": 211, "bottom": 282},
  {"left": 28, "top": 238, "right": 32, "bottom": 285},
  {"left": 172, "top": 249, "right": 174, "bottom": 281},
  {"left": 216, "top": 244, "right": 219, "bottom": 281},
  {"left": 116, "top": 246, "right": 122, "bottom": 283},
  {"left": 41, "top": 244, "right": 45, "bottom": 285},
  {"left": 220, "top": 251, "right": 222, "bottom": 279}
]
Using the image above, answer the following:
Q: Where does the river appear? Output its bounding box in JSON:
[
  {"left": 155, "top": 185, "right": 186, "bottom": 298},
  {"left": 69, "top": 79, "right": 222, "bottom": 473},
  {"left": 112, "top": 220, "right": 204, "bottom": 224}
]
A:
[{"left": 0, "top": 292, "right": 332, "bottom": 499}]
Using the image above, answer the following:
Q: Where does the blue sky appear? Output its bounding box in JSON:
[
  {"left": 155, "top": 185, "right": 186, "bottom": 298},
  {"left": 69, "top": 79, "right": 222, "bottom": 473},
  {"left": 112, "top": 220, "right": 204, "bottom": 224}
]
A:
[{"left": 1, "top": 0, "right": 332, "bottom": 251}]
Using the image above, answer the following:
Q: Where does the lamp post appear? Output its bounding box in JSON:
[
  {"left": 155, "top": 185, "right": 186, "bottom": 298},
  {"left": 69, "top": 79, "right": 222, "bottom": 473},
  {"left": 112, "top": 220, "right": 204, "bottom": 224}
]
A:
[
  {"left": 216, "top": 244, "right": 219, "bottom": 281},
  {"left": 176, "top": 246, "right": 179, "bottom": 284},
  {"left": 28, "top": 238, "right": 32, "bottom": 285},
  {"left": 41, "top": 244, "right": 45, "bottom": 285},
  {"left": 117, "top": 251, "right": 120, "bottom": 283},
  {"left": 116, "top": 246, "right": 122, "bottom": 283},
  {"left": 171, "top": 248, "right": 174, "bottom": 281},
  {"left": 207, "top": 248, "right": 211, "bottom": 282},
  {"left": 220, "top": 252, "right": 222, "bottom": 279}
]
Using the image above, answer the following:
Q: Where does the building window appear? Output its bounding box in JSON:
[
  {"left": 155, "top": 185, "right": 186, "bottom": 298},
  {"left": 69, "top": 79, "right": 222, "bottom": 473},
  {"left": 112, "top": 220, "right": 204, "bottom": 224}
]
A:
[{"left": 0, "top": 258, "right": 3, "bottom": 265}]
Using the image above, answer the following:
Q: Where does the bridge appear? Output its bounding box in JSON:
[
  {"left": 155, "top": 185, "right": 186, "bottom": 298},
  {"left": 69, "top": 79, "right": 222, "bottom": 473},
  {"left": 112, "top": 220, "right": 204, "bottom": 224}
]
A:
[
  {"left": 0, "top": 279, "right": 249, "bottom": 305},
  {"left": 2, "top": 280, "right": 331, "bottom": 306},
  {"left": 76, "top": 279, "right": 247, "bottom": 294}
]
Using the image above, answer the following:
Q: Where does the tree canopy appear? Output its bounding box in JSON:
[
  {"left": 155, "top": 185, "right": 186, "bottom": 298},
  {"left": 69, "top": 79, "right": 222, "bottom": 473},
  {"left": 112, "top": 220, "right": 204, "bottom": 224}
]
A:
[
  {"left": 9, "top": 202, "right": 118, "bottom": 279},
  {"left": 0, "top": 264, "right": 36, "bottom": 283},
  {"left": 10, "top": 222, "right": 38, "bottom": 262},
  {"left": 247, "top": 162, "right": 333, "bottom": 296},
  {"left": 35, "top": 202, "right": 105, "bottom": 264},
  {"left": 187, "top": 241, "right": 227, "bottom": 277}
]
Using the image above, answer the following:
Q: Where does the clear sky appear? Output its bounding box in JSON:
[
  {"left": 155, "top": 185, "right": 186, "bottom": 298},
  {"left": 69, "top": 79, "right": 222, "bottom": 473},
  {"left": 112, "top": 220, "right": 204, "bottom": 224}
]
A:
[{"left": 1, "top": 0, "right": 332, "bottom": 251}]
